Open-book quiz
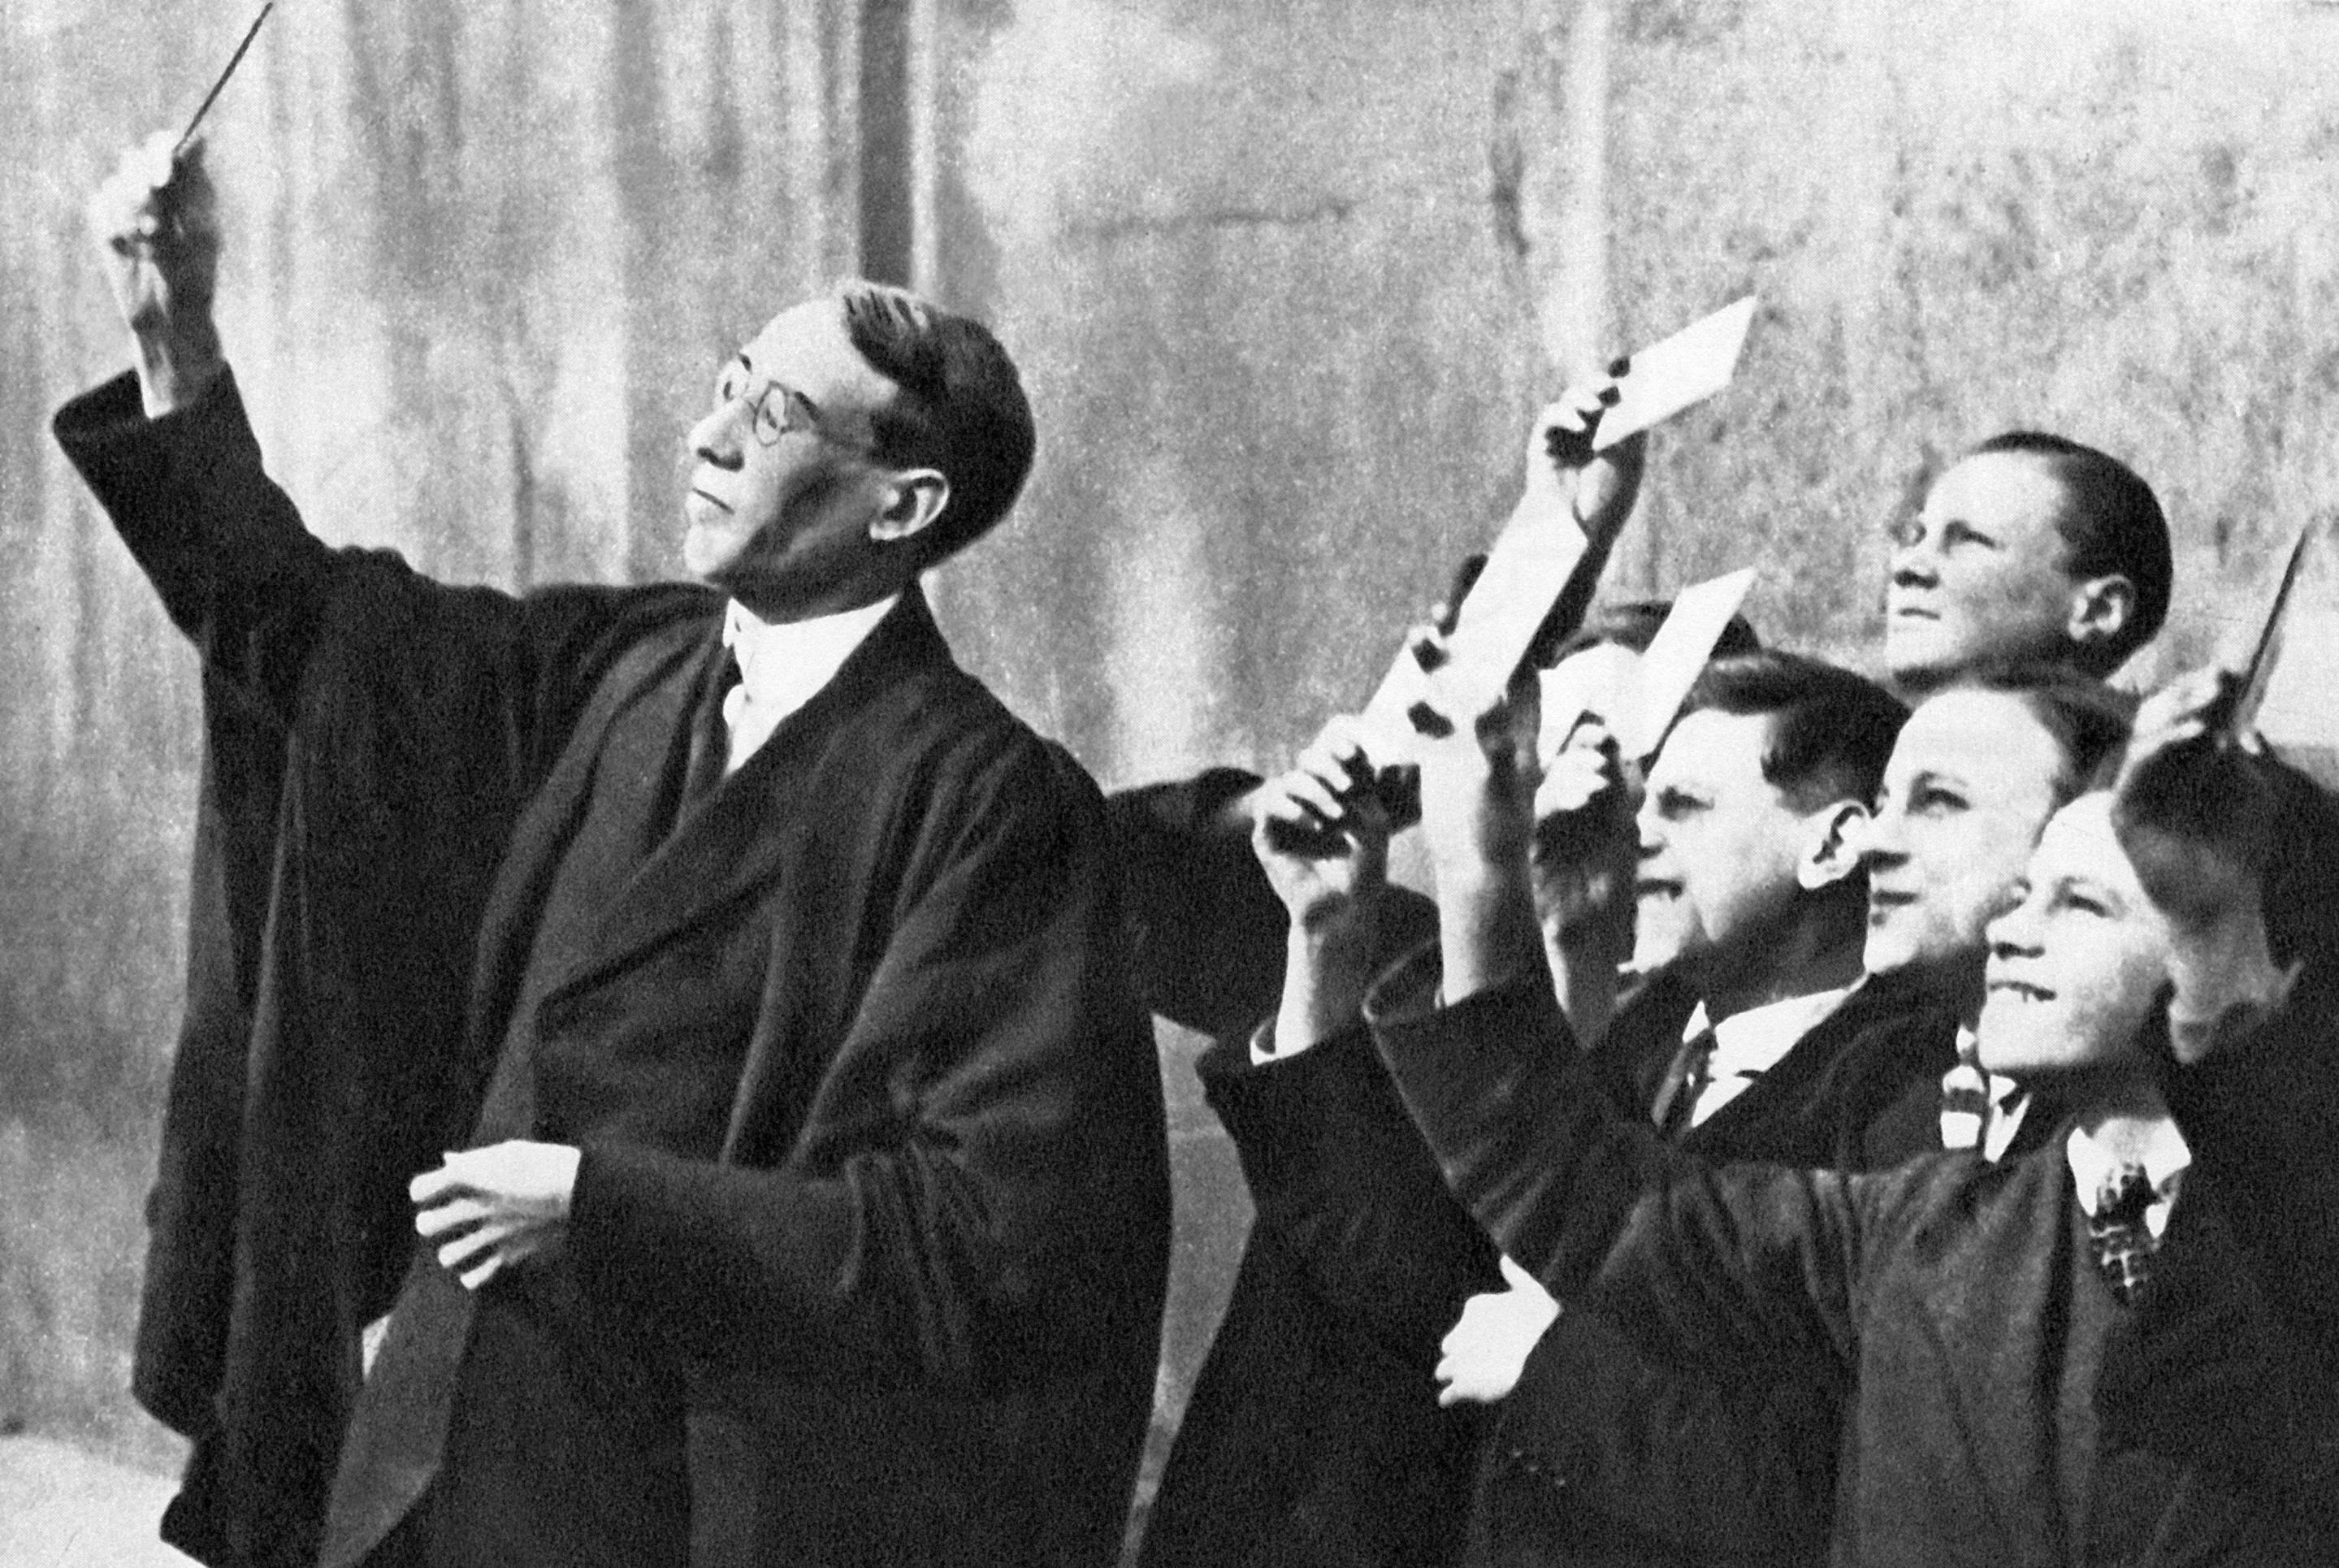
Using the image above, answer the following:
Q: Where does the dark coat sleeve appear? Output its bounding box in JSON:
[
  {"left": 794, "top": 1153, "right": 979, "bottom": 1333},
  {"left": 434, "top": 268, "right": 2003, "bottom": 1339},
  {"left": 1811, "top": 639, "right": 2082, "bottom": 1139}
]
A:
[
  {"left": 1364, "top": 951, "right": 1668, "bottom": 1295},
  {"left": 562, "top": 736, "right": 1171, "bottom": 1397},
  {"left": 1367, "top": 949, "right": 1878, "bottom": 1331},
  {"left": 1201, "top": 1024, "right": 1502, "bottom": 1372},
  {"left": 1367, "top": 955, "right": 1909, "bottom": 1561},
  {"left": 2160, "top": 992, "right": 2339, "bottom": 1342},
  {"left": 2122, "top": 993, "right": 2339, "bottom": 1533},
  {"left": 1107, "top": 768, "right": 1287, "bottom": 1036},
  {"left": 1136, "top": 1026, "right": 1500, "bottom": 1568},
  {"left": 55, "top": 370, "right": 687, "bottom": 761},
  {"left": 54, "top": 370, "right": 687, "bottom": 1330},
  {"left": 1490, "top": 1304, "right": 1837, "bottom": 1568},
  {"left": 1371, "top": 968, "right": 1880, "bottom": 1380},
  {"left": 1105, "top": 766, "right": 1440, "bottom": 1037},
  {"left": 52, "top": 370, "right": 704, "bottom": 1568}
]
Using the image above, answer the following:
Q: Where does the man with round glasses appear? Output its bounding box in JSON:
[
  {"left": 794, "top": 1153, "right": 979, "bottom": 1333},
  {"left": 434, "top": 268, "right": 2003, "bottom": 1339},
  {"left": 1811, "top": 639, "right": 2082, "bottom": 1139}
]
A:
[{"left": 58, "top": 136, "right": 1171, "bottom": 1568}]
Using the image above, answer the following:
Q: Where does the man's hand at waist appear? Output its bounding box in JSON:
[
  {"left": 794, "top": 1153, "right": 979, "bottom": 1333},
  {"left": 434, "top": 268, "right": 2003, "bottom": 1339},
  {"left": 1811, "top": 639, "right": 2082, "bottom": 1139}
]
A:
[
  {"left": 411, "top": 1141, "right": 582, "bottom": 1292},
  {"left": 1437, "top": 1255, "right": 1561, "bottom": 1407}
]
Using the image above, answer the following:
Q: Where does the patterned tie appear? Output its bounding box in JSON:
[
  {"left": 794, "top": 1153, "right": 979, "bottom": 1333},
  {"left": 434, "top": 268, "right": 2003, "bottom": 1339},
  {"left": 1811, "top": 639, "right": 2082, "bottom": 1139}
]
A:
[
  {"left": 2087, "top": 1161, "right": 2159, "bottom": 1307},
  {"left": 1656, "top": 1026, "right": 1719, "bottom": 1137}
]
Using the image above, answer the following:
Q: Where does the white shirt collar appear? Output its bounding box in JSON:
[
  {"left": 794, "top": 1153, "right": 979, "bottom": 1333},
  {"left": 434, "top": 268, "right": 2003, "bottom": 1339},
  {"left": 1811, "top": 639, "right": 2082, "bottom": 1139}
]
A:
[
  {"left": 721, "top": 594, "right": 899, "bottom": 771},
  {"left": 1690, "top": 987, "right": 1853, "bottom": 1076},
  {"left": 2066, "top": 1115, "right": 2191, "bottom": 1238},
  {"left": 1679, "top": 987, "right": 1852, "bottom": 1126},
  {"left": 1936, "top": 1021, "right": 2034, "bottom": 1161},
  {"left": 1982, "top": 1068, "right": 2029, "bottom": 1163}
]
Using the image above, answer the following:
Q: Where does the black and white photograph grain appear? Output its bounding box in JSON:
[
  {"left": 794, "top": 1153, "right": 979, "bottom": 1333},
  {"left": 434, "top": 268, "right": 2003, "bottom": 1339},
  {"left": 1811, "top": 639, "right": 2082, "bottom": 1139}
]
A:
[{"left": 5, "top": 2, "right": 2337, "bottom": 1566}]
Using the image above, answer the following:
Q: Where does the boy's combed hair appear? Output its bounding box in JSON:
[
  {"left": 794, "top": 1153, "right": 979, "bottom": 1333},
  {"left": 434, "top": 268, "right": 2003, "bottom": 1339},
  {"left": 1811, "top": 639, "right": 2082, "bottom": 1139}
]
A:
[
  {"left": 1949, "top": 661, "right": 2137, "bottom": 805},
  {"left": 1967, "top": 431, "right": 2172, "bottom": 674}
]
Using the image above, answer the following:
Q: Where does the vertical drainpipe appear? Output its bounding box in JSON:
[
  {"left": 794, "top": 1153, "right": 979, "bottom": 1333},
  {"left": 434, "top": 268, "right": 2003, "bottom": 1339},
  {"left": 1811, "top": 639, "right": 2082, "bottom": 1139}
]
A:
[
  {"left": 859, "top": 0, "right": 915, "bottom": 287},
  {"left": 907, "top": 0, "right": 941, "bottom": 299},
  {"left": 1518, "top": 0, "right": 1626, "bottom": 580},
  {"left": 1547, "top": 0, "right": 1613, "bottom": 388}
]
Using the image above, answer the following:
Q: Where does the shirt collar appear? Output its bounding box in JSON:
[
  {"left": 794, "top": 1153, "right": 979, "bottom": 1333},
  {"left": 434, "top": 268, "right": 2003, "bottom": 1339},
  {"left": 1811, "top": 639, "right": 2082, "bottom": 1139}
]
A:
[
  {"left": 1687, "top": 987, "right": 1853, "bottom": 1080},
  {"left": 719, "top": 595, "right": 899, "bottom": 772},
  {"left": 2067, "top": 1115, "right": 2191, "bottom": 1234},
  {"left": 723, "top": 594, "right": 898, "bottom": 706}
]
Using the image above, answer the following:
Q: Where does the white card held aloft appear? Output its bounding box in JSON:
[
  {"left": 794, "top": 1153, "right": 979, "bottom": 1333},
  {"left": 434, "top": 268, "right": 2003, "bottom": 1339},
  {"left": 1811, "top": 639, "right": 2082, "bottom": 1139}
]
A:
[
  {"left": 1534, "top": 568, "right": 1757, "bottom": 764},
  {"left": 1354, "top": 298, "right": 1761, "bottom": 764},
  {"left": 1617, "top": 567, "right": 1759, "bottom": 760},
  {"left": 1593, "top": 296, "right": 1758, "bottom": 453}
]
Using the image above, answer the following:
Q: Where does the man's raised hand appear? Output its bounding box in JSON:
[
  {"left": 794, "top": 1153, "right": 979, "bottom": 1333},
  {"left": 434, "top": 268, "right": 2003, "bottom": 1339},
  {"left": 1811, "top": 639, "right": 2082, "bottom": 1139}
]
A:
[
  {"left": 1411, "top": 632, "right": 1541, "bottom": 894},
  {"left": 87, "top": 132, "right": 223, "bottom": 414},
  {"left": 1531, "top": 716, "right": 1631, "bottom": 894},
  {"left": 1251, "top": 714, "right": 1395, "bottom": 936},
  {"left": 1527, "top": 366, "right": 1646, "bottom": 549},
  {"left": 2112, "top": 667, "right": 2301, "bottom": 1062},
  {"left": 1411, "top": 635, "right": 1544, "bottom": 1002},
  {"left": 1251, "top": 716, "right": 1400, "bottom": 1056}
]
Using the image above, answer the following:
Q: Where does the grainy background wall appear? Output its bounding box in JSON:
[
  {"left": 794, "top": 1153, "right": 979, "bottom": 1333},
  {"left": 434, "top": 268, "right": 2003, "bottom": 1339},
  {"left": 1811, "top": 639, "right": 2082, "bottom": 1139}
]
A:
[{"left": 4, "top": 0, "right": 2336, "bottom": 1534}]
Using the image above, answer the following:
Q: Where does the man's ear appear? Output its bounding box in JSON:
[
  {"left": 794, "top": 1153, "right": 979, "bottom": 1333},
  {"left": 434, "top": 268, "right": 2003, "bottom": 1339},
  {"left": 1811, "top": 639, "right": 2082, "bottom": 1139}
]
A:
[
  {"left": 869, "top": 468, "right": 950, "bottom": 545},
  {"left": 1796, "top": 800, "right": 1869, "bottom": 892},
  {"left": 2064, "top": 574, "right": 2136, "bottom": 656}
]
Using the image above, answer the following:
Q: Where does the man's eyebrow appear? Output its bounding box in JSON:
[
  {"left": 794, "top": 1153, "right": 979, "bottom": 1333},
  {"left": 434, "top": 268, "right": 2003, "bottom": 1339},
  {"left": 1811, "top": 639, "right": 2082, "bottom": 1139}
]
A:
[{"left": 730, "top": 354, "right": 829, "bottom": 420}]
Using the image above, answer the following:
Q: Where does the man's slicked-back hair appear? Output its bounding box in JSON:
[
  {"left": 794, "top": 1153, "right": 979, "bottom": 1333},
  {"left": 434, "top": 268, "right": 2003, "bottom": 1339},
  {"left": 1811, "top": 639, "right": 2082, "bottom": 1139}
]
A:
[
  {"left": 1682, "top": 651, "right": 1909, "bottom": 812},
  {"left": 836, "top": 280, "right": 1037, "bottom": 564},
  {"left": 1966, "top": 431, "right": 2172, "bottom": 674},
  {"left": 1943, "top": 661, "right": 2136, "bottom": 808}
]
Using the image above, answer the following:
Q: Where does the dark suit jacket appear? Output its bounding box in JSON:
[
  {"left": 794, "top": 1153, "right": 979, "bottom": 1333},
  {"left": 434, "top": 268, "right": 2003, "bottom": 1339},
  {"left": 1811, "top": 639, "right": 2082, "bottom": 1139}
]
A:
[
  {"left": 1110, "top": 767, "right": 1492, "bottom": 1566},
  {"left": 1141, "top": 1018, "right": 1500, "bottom": 1568},
  {"left": 1458, "top": 966, "right": 1957, "bottom": 1567},
  {"left": 54, "top": 370, "right": 1172, "bottom": 1568},
  {"left": 1373, "top": 972, "right": 2339, "bottom": 1566}
]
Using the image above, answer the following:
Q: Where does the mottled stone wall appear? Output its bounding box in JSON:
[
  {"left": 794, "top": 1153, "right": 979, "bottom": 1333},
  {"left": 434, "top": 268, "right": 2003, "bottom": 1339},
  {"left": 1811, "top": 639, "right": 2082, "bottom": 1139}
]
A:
[{"left": 5, "top": 0, "right": 2337, "bottom": 1530}]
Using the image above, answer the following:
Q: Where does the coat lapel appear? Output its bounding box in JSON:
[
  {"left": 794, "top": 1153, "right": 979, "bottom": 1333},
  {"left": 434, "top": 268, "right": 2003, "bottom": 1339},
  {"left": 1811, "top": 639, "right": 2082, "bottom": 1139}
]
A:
[
  {"left": 540, "top": 590, "right": 953, "bottom": 1007},
  {"left": 1686, "top": 990, "right": 1853, "bottom": 1146},
  {"left": 463, "top": 620, "right": 715, "bottom": 1053}
]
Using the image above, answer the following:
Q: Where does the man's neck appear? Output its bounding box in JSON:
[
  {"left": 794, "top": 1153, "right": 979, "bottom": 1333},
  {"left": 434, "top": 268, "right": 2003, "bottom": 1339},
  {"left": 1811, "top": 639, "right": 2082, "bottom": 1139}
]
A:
[
  {"left": 1700, "top": 913, "right": 1866, "bottom": 1024},
  {"left": 726, "top": 566, "right": 917, "bottom": 626},
  {"left": 1873, "top": 946, "right": 1990, "bottom": 1032}
]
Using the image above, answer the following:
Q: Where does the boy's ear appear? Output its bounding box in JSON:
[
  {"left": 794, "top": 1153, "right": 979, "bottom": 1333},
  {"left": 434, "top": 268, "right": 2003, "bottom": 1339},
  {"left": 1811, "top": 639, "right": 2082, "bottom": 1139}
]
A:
[{"left": 2065, "top": 573, "right": 2137, "bottom": 657}]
